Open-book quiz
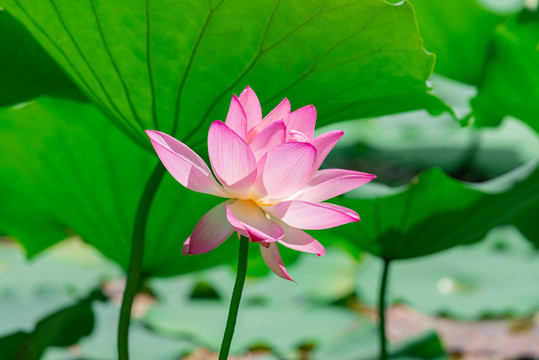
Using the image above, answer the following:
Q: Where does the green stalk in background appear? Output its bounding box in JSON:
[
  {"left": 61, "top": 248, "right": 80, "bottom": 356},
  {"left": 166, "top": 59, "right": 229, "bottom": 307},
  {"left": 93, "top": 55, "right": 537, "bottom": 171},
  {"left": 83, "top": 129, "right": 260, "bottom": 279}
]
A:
[
  {"left": 219, "top": 236, "right": 250, "bottom": 360},
  {"left": 118, "top": 162, "right": 165, "bottom": 360},
  {"left": 378, "top": 258, "right": 392, "bottom": 360}
]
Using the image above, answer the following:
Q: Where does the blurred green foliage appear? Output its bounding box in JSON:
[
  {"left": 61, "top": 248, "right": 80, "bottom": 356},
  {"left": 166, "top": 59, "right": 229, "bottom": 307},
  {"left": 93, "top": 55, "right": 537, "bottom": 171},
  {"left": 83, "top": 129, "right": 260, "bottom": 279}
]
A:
[
  {"left": 472, "top": 10, "right": 539, "bottom": 132},
  {"left": 411, "top": 0, "right": 506, "bottom": 84}
]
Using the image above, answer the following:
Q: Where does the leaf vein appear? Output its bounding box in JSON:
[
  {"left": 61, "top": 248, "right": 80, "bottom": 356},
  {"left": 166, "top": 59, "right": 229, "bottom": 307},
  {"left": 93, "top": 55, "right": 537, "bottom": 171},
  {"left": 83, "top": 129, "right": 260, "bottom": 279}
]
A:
[
  {"left": 12, "top": 0, "right": 146, "bottom": 147},
  {"left": 172, "top": 0, "right": 224, "bottom": 136},
  {"left": 90, "top": 0, "right": 145, "bottom": 130},
  {"left": 145, "top": 0, "right": 158, "bottom": 129},
  {"left": 44, "top": 0, "right": 142, "bottom": 140}
]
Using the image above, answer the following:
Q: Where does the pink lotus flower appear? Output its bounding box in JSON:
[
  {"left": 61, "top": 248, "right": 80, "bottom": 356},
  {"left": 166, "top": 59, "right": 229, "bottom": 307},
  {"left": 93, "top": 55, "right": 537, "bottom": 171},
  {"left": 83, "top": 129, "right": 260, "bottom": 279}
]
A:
[{"left": 146, "top": 87, "right": 375, "bottom": 281}]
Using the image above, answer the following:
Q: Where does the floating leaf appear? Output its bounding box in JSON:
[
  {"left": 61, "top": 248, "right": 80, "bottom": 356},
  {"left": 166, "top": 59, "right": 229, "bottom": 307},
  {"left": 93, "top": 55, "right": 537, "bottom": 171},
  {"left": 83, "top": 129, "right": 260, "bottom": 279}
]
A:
[
  {"left": 313, "top": 323, "right": 447, "bottom": 360},
  {"left": 243, "top": 247, "right": 357, "bottom": 305},
  {"left": 2, "top": 0, "right": 447, "bottom": 147},
  {"left": 42, "top": 302, "right": 194, "bottom": 360},
  {"left": 143, "top": 298, "right": 358, "bottom": 357},
  {"left": 148, "top": 246, "right": 357, "bottom": 310},
  {"left": 144, "top": 249, "right": 360, "bottom": 356},
  {"left": 0, "top": 238, "right": 118, "bottom": 337},
  {"left": 355, "top": 226, "right": 539, "bottom": 320},
  {"left": 0, "top": 290, "right": 97, "bottom": 360},
  {"left": 511, "top": 201, "right": 539, "bottom": 248}
]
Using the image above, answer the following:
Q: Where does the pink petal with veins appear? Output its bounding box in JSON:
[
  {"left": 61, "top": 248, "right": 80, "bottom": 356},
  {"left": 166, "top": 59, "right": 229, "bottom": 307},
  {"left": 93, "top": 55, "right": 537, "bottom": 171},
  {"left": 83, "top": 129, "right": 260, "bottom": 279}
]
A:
[
  {"left": 225, "top": 95, "right": 247, "bottom": 139},
  {"left": 226, "top": 200, "right": 284, "bottom": 242},
  {"left": 287, "top": 105, "right": 316, "bottom": 141},
  {"left": 247, "top": 98, "right": 291, "bottom": 142},
  {"left": 239, "top": 86, "right": 263, "bottom": 131},
  {"left": 259, "top": 242, "right": 293, "bottom": 281},
  {"left": 312, "top": 130, "right": 344, "bottom": 171},
  {"left": 266, "top": 200, "right": 359, "bottom": 230},
  {"left": 208, "top": 121, "right": 257, "bottom": 199},
  {"left": 277, "top": 222, "right": 326, "bottom": 256},
  {"left": 146, "top": 130, "right": 228, "bottom": 197},
  {"left": 249, "top": 120, "right": 287, "bottom": 160},
  {"left": 296, "top": 169, "right": 376, "bottom": 202},
  {"left": 252, "top": 142, "right": 316, "bottom": 202},
  {"left": 182, "top": 202, "right": 233, "bottom": 255},
  {"left": 288, "top": 130, "right": 310, "bottom": 143}
]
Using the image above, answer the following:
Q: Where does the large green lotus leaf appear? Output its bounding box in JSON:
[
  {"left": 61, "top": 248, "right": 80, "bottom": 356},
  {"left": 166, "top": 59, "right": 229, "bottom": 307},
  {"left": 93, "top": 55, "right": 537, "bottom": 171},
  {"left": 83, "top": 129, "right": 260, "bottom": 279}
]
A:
[
  {"left": 331, "top": 159, "right": 538, "bottom": 259},
  {"left": 410, "top": 0, "right": 506, "bottom": 84},
  {"left": 1, "top": 0, "right": 446, "bottom": 147},
  {"left": 472, "top": 10, "right": 539, "bottom": 133},
  {"left": 0, "top": 10, "right": 83, "bottom": 107},
  {"left": 0, "top": 97, "right": 242, "bottom": 276},
  {"left": 0, "top": 238, "right": 117, "bottom": 337},
  {"left": 355, "top": 226, "right": 539, "bottom": 320}
]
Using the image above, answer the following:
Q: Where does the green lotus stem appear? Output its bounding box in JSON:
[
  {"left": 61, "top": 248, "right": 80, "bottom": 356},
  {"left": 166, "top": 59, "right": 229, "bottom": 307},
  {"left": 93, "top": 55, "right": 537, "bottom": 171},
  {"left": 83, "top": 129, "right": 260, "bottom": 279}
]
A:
[
  {"left": 378, "top": 257, "right": 392, "bottom": 360},
  {"left": 118, "top": 162, "right": 165, "bottom": 360},
  {"left": 219, "top": 236, "right": 250, "bottom": 360}
]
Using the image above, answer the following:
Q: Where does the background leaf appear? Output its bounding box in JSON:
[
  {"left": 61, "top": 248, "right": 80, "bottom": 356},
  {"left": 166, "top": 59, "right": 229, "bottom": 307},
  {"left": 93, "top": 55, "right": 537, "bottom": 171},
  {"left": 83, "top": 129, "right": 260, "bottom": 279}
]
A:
[
  {"left": 0, "top": 291, "right": 97, "bottom": 360},
  {"left": 0, "top": 238, "right": 117, "bottom": 359},
  {"left": 42, "top": 302, "right": 194, "bottom": 360},
  {"left": 331, "top": 159, "right": 538, "bottom": 259},
  {"left": 511, "top": 202, "right": 539, "bottom": 247},
  {"left": 313, "top": 323, "right": 447, "bottom": 360},
  {"left": 148, "top": 246, "right": 357, "bottom": 309},
  {"left": 144, "top": 301, "right": 358, "bottom": 356},
  {"left": 410, "top": 0, "right": 507, "bottom": 85},
  {"left": 472, "top": 10, "right": 539, "bottom": 133},
  {"left": 319, "top": 102, "right": 539, "bottom": 185},
  {"left": 355, "top": 226, "right": 539, "bottom": 319},
  {"left": 0, "top": 239, "right": 118, "bottom": 337},
  {"left": 1, "top": 0, "right": 447, "bottom": 147}
]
